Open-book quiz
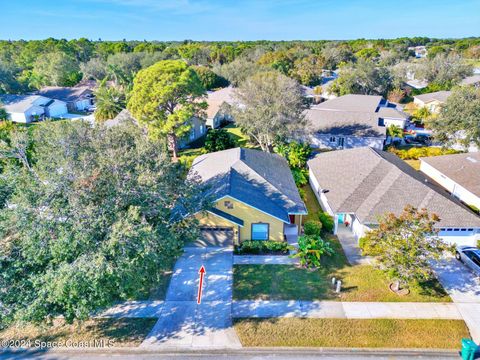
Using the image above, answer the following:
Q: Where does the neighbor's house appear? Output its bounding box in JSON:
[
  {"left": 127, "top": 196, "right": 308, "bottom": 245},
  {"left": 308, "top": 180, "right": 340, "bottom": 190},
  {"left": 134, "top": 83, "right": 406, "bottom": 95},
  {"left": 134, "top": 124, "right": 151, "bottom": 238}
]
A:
[
  {"left": 461, "top": 75, "right": 480, "bottom": 88},
  {"left": 38, "top": 83, "right": 94, "bottom": 112},
  {"left": 308, "top": 147, "right": 480, "bottom": 246},
  {"left": 413, "top": 91, "right": 451, "bottom": 114},
  {"left": 420, "top": 152, "right": 480, "bottom": 211},
  {"left": 0, "top": 94, "right": 67, "bottom": 123},
  {"left": 205, "top": 86, "right": 236, "bottom": 129},
  {"left": 109, "top": 109, "right": 206, "bottom": 148},
  {"left": 408, "top": 46, "right": 428, "bottom": 58},
  {"left": 305, "top": 94, "right": 409, "bottom": 150},
  {"left": 189, "top": 148, "right": 307, "bottom": 247}
]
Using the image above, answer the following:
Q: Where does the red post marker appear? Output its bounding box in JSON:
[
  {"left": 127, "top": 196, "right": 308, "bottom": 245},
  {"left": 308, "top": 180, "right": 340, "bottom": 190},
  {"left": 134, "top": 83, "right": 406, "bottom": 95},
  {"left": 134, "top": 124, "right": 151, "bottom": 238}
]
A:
[{"left": 197, "top": 265, "right": 206, "bottom": 304}]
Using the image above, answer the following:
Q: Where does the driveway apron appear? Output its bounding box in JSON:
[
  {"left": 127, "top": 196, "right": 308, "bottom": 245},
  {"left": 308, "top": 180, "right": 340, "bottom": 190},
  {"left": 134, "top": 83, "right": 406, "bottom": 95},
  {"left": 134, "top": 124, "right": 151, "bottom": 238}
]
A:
[{"left": 141, "top": 247, "right": 241, "bottom": 349}]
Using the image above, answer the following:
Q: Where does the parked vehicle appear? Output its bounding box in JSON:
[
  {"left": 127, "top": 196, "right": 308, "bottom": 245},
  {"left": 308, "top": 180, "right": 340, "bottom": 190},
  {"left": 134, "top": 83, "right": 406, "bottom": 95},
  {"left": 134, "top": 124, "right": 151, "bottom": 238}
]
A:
[{"left": 455, "top": 246, "right": 480, "bottom": 276}]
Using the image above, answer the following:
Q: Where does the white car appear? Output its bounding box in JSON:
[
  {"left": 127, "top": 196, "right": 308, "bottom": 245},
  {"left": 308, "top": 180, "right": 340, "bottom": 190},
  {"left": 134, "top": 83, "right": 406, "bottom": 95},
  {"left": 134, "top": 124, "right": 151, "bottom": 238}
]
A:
[{"left": 456, "top": 246, "right": 480, "bottom": 276}]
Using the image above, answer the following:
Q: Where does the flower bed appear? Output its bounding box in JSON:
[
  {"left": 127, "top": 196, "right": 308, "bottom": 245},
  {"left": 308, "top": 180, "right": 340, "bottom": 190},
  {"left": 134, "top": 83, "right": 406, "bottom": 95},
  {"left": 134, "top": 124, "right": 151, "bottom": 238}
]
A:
[{"left": 234, "top": 240, "right": 290, "bottom": 255}]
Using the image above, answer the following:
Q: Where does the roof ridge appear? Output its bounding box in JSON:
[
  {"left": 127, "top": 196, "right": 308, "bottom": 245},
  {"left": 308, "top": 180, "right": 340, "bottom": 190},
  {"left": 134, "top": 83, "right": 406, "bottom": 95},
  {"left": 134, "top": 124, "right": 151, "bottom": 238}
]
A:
[{"left": 238, "top": 152, "right": 297, "bottom": 208}]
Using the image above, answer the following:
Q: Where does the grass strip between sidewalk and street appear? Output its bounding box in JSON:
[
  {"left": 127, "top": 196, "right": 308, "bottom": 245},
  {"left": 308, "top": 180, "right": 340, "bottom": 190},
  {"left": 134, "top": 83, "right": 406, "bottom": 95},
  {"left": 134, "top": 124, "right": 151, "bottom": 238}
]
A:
[
  {"left": 233, "top": 318, "right": 469, "bottom": 349},
  {"left": 0, "top": 318, "right": 157, "bottom": 348}
]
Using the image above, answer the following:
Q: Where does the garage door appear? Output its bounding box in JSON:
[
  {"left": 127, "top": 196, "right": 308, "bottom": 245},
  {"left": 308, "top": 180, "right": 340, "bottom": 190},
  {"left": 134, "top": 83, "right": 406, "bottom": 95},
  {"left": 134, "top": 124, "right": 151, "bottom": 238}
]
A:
[{"left": 189, "top": 227, "right": 235, "bottom": 247}]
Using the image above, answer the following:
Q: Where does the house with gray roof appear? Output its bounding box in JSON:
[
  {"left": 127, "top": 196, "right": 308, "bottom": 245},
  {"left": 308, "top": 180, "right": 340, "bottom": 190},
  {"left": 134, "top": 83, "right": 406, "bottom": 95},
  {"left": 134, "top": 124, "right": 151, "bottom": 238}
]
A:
[
  {"left": 420, "top": 152, "right": 480, "bottom": 211},
  {"left": 413, "top": 91, "right": 452, "bottom": 114},
  {"left": 0, "top": 94, "right": 67, "bottom": 123},
  {"left": 107, "top": 109, "right": 206, "bottom": 149},
  {"left": 189, "top": 147, "right": 307, "bottom": 247},
  {"left": 308, "top": 147, "right": 480, "bottom": 246},
  {"left": 305, "top": 94, "right": 409, "bottom": 150},
  {"left": 38, "top": 83, "right": 94, "bottom": 112},
  {"left": 205, "top": 86, "right": 236, "bottom": 128},
  {"left": 461, "top": 75, "right": 480, "bottom": 88}
]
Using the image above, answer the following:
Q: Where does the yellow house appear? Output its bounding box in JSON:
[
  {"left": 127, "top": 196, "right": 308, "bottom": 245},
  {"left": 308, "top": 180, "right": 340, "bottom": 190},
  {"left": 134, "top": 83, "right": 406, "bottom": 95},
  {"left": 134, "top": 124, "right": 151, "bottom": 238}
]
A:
[{"left": 189, "top": 148, "right": 307, "bottom": 247}]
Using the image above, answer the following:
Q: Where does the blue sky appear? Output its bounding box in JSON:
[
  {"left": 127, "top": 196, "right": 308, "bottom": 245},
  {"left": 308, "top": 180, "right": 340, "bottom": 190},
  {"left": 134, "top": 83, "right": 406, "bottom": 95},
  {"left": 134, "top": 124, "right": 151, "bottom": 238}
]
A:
[{"left": 1, "top": 0, "right": 480, "bottom": 40}]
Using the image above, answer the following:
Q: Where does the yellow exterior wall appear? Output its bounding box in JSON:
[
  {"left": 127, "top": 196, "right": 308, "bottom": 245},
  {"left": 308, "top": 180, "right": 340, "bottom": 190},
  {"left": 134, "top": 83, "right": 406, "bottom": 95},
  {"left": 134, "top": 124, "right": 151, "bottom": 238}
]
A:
[{"left": 195, "top": 196, "right": 286, "bottom": 243}]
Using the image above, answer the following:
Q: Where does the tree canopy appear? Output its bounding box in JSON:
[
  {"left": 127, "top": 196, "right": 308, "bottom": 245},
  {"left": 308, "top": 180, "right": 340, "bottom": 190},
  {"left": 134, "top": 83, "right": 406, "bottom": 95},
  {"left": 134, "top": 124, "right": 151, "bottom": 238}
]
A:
[
  {"left": 0, "top": 121, "right": 204, "bottom": 325},
  {"left": 127, "top": 60, "right": 206, "bottom": 159},
  {"left": 232, "top": 71, "right": 306, "bottom": 152},
  {"left": 427, "top": 86, "right": 480, "bottom": 149}
]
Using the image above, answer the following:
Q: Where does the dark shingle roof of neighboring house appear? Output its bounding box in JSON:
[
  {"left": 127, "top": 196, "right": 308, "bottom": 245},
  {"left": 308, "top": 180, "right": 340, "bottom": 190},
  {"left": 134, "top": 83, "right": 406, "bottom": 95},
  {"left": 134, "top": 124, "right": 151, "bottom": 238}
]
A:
[
  {"left": 38, "top": 85, "right": 92, "bottom": 103},
  {"left": 305, "top": 94, "right": 409, "bottom": 137},
  {"left": 306, "top": 110, "right": 385, "bottom": 136},
  {"left": 461, "top": 75, "right": 480, "bottom": 86},
  {"left": 313, "top": 94, "right": 383, "bottom": 113},
  {"left": 189, "top": 148, "right": 307, "bottom": 222},
  {"left": 377, "top": 107, "right": 409, "bottom": 119},
  {"left": 420, "top": 152, "right": 480, "bottom": 198},
  {"left": 414, "top": 91, "right": 452, "bottom": 104},
  {"left": 308, "top": 147, "right": 480, "bottom": 228}
]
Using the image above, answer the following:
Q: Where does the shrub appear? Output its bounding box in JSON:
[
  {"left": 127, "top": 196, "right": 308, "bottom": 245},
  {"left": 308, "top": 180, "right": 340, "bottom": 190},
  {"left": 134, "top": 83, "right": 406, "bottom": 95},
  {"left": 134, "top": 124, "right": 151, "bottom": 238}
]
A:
[
  {"left": 292, "top": 168, "right": 308, "bottom": 186},
  {"left": 235, "top": 240, "right": 289, "bottom": 255},
  {"left": 303, "top": 220, "right": 322, "bottom": 236},
  {"left": 292, "top": 234, "right": 334, "bottom": 268},
  {"left": 318, "top": 211, "right": 334, "bottom": 233},
  {"left": 387, "top": 146, "right": 461, "bottom": 160},
  {"left": 204, "top": 129, "right": 236, "bottom": 152}
]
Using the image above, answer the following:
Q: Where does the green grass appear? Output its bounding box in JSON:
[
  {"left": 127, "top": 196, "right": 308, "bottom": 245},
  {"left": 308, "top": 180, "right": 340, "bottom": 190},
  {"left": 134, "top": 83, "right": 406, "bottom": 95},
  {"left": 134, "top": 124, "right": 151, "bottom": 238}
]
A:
[
  {"left": 234, "top": 318, "right": 469, "bottom": 349},
  {"left": 0, "top": 318, "right": 157, "bottom": 347},
  {"left": 301, "top": 183, "right": 322, "bottom": 222},
  {"left": 223, "top": 124, "right": 258, "bottom": 149}
]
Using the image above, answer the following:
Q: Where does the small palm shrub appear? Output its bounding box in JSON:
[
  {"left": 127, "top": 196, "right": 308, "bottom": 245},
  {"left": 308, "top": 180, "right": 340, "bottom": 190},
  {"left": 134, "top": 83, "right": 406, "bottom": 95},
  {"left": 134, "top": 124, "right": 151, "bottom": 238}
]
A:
[{"left": 293, "top": 235, "right": 334, "bottom": 268}]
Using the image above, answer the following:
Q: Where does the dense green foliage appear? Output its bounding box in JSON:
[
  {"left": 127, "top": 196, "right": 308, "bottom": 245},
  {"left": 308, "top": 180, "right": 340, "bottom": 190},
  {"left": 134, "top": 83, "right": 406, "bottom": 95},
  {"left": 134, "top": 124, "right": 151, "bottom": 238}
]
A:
[
  {"left": 128, "top": 60, "right": 206, "bottom": 159},
  {"left": 360, "top": 206, "right": 449, "bottom": 288},
  {"left": 318, "top": 212, "right": 335, "bottom": 233},
  {"left": 293, "top": 235, "right": 334, "bottom": 268},
  {"left": 428, "top": 86, "right": 480, "bottom": 149},
  {"left": 235, "top": 240, "right": 289, "bottom": 255},
  {"left": 204, "top": 128, "right": 236, "bottom": 152},
  {"left": 303, "top": 220, "right": 322, "bottom": 236},
  {"left": 0, "top": 37, "right": 478, "bottom": 96},
  {"left": 387, "top": 146, "right": 461, "bottom": 160},
  {"left": 0, "top": 121, "right": 205, "bottom": 326},
  {"left": 93, "top": 82, "right": 126, "bottom": 121}
]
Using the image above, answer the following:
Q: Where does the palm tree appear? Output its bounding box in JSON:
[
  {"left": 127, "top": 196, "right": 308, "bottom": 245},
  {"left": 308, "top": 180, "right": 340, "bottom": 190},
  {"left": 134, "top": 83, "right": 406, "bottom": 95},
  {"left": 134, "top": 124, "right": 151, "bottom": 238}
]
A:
[
  {"left": 387, "top": 125, "right": 404, "bottom": 139},
  {"left": 93, "top": 82, "right": 126, "bottom": 122}
]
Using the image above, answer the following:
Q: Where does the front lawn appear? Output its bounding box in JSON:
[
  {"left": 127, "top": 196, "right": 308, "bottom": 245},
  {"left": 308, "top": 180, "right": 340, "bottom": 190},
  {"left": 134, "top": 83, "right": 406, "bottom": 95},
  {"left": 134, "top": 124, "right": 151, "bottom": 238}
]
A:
[
  {"left": 233, "top": 263, "right": 450, "bottom": 302},
  {"left": 0, "top": 318, "right": 157, "bottom": 347},
  {"left": 234, "top": 183, "right": 451, "bottom": 302},
  {"left": 234, "top": 318, "right": 469, "bottom": 349}
]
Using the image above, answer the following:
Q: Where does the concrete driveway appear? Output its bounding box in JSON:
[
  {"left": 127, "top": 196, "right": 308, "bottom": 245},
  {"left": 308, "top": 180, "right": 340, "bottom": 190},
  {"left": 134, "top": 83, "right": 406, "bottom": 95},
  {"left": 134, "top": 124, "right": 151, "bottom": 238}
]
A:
[
  {"left": 433, "top": 256, "right": 480, "bottom": 342},
  {"left": 141, "top": 247, "right": 241, "bottom": 349}
]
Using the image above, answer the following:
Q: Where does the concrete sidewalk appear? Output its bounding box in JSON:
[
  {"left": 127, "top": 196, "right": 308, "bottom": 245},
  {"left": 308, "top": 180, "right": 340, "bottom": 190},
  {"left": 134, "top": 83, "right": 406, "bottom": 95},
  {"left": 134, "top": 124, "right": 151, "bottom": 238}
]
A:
[{"left": 232, "top": 300, "right": 464, "bottom": 320}]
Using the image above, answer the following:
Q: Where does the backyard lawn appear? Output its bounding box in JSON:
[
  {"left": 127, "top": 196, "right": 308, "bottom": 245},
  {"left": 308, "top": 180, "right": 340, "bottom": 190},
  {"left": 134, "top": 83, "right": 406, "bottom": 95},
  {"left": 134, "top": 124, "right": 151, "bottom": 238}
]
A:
[
  {"left": 0, "top": 318, "right": 157, "bottom": 347},
  {"left": 234, "top": 318, "right": 469, "bottom": 348}
]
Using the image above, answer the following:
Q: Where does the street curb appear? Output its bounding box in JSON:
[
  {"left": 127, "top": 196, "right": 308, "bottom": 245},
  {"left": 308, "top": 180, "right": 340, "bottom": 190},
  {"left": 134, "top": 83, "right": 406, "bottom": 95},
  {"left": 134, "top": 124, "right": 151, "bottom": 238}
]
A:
[{"left": 0, "top": 346, "right": 460, "bottom": 357}]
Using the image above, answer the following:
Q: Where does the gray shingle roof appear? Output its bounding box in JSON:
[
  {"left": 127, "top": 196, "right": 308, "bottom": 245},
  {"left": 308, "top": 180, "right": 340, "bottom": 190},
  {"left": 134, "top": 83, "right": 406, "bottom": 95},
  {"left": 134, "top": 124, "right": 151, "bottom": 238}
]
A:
[
  {"left": 313, "top": 94, "right": 383, "bottom": 112},
  {"left": 305, "top": 95, "right": 408, "bottom": 137},
  {"left": 414, "top": 91, "right": 452, "bottom": 104},
  {"left": 308, "top": 147, "right": 480, "bottom": 228},
  {"left": 306, "top": 109, "right": 386, "bottom": 136},
  {"left": 38, "top": 86, "right": 92, "bottom": 103},
  {"left": 421, "top": 152, "right": 480, "bottom": 198},
  {"left": 189, "top": 148, "right": 307, "bottom": 222},
  {"left": 0, "top": 94, "right": 47, "bottom": 113}
]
